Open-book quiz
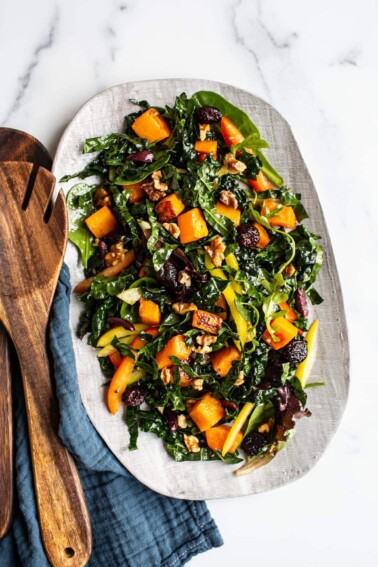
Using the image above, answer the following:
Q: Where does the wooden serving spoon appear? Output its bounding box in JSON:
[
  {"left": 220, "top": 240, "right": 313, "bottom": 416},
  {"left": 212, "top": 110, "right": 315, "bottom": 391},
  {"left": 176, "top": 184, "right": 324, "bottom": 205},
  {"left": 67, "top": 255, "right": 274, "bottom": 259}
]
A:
[
  {"left": 0, "top": 162, "right": 92, "bottom": 566},
  {"left": 0, "top": 128, "right": 52, "bottom": 539}
]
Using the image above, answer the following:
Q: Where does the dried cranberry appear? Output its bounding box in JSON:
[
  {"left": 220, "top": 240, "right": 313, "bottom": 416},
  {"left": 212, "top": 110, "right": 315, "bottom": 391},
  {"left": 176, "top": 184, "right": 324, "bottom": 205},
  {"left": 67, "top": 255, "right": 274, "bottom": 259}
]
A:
[
  {"left": 165, "top": 409, "right": 178, "bottom": 432},
  {"left": 281, "top": 340, "right": 308, "bottom": 364},
  {"left": 194, "top": 106, "right": 222, "bottom": 124},
  {"left": 295, "top": 288, "right": 309, "bottom": 317},
  {"left": 261, "top": 350, "right": 283, "bottom": 388},
  {"left": 220, "top": 400, "right": 238, "bottom": 412},
  {"left": 106, "top": 317, "right": 135, "bottom": 332},
  {"left": 122, "top": 386, "right": 146, "bottom": 406},
  {"left": 128, "top": 150, "right": 154, "bottom": 163},
  {"left": 242, "top": 431, "right": 268, "bottom": 456},
  {"left": 237, "top": 224, "right": 260, "bottom": 247}
]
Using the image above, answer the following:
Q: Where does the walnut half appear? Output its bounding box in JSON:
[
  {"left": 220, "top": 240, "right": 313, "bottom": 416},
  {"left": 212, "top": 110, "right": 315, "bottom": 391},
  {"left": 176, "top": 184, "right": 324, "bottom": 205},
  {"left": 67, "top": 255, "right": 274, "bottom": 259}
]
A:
[
  {"left": 142, "top": 170, "right": 168, "bottom": 201},
  {"left": 104, "top": 241, "right": 125, "bottom": 267},
  {"left": 205, "top": 235, "right": 226, "bottom": 268},
  {"left": 172, "top": 302, "right": 197, "bottom": 314},
  {"left": 162, "top": 222, "right": 180, "bottom": 239},
  {"left": 184, "top": 434, "right": 201, "bottom": 453},
  {"left": 219, "top": 190, "right": 238, "bottom": 209},
  {"left": 224, "top": 153, "right": 247, "bottom": 174}
]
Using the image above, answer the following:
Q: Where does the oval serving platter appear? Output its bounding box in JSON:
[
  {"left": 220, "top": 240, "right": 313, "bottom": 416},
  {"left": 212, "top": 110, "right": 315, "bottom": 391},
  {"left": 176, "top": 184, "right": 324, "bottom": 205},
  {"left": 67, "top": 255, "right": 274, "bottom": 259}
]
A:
[{"left": 52, "top": 79, "right": 349, "bottom": 500}]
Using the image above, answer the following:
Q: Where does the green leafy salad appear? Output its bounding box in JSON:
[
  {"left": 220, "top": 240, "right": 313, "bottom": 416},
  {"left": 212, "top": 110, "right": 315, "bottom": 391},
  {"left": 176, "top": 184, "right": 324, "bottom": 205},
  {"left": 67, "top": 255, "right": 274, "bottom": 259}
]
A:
[{"left": 63, "top": 91, "right": 323, "bottom": 475}]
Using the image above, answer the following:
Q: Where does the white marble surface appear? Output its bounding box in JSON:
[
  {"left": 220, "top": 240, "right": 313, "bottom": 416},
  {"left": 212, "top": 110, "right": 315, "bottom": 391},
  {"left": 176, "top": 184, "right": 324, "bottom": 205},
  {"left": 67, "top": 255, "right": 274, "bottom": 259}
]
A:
[{"left": 1, "top": 0, "right": 377, "bottom": 565}]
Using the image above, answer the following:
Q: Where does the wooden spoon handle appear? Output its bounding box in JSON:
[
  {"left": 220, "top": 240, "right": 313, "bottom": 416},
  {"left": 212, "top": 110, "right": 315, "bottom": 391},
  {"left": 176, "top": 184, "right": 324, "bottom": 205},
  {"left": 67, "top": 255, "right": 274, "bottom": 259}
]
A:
[
  {"left": 0, "top": 327, "right": 13, "bottom": 539},
  {"left": 16, "top": 328, "right": 92, "bottom": 567}
]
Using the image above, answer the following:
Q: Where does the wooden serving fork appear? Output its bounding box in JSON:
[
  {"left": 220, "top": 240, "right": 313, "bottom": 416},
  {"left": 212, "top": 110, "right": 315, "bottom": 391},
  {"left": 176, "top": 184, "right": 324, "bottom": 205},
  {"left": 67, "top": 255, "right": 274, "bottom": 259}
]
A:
[
  {"left": 0, "top": 127, "right": 52, "bottom": 540},
  {"left": 0, "top": 162, "right": 92, "bottom": 566}
]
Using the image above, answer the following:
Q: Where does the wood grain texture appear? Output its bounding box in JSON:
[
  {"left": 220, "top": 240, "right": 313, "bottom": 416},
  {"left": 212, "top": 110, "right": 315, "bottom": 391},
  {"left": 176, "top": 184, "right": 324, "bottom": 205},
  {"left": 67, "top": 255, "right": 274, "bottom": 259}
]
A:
[
  {"left": 0, "top": 127, "right": 52, "bottom": 540},
  {"left": 0, "top": 329, "right": 12, "bottom": 539},
  {"left": 0, "top": 162, "right": 92, "bottom": 566},
  {"left": 0, "top": 128, "right": 52, "bottom": 169}
]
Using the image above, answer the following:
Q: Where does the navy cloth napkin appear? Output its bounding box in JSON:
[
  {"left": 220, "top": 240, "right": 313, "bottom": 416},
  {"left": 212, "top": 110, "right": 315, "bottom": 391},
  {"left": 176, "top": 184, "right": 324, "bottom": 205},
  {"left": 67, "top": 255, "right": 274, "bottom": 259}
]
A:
[{"left": 0, "top": 264, "right": 223, "bottom": 566}]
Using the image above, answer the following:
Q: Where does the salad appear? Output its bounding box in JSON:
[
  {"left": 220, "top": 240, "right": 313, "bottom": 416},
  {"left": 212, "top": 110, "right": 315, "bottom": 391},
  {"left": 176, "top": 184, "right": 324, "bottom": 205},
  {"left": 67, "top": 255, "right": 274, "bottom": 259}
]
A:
[{"left": 63, "top": 91, "right": 323, "bottom": 475}]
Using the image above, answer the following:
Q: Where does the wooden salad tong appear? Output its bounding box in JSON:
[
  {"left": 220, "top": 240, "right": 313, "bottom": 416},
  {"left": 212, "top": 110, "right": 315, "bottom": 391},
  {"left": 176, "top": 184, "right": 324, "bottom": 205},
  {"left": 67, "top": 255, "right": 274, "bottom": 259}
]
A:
[
  {"left": 0, "top": 158, "right": 92, "bottom": 566},
  {"left": 0, "top": 128, "right": 52, "bottom": 540}
]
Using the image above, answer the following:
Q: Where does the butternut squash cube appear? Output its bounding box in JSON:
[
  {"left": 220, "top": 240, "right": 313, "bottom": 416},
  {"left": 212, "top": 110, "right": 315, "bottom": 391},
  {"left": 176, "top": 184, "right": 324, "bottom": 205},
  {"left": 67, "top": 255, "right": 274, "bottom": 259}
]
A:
[
  {"left": 177, "top": 208, "right": 208, "bottom": 244},
  {"left": 155, "top": 335, "right": 192, "bottom": 369},
  {"left": 253, "top": 221, "right": 270, "bottom": 248},
  {"left": 85, "top": 206, "right": 118, "bottom": 238},
  {"left": 215, "top": 201, "right": 241, "bottom": 226},
  {"left": 211, "top": 345, "right": 241, "bottom": 377},
  {"left": 139, "top": 298, "right": 161, "bottom": 326},
  {"left": 206, "top": 425, "right": 243, "bottom": 453},
  {"left": 192, "top": 309, "right": 223, "bottom": 335},
  {"left": 194, "top": 140, "right": 218, "bottom": 160},
  {"left": 132, "top": 108, "right": 171, "bottom": 142},
  {"left": 189, "top": 393, "right": 225, "bottom": 432},
  {"left": 155, "top": 193, "right": 185, "bottom": 222},
  {"left": 261, "top": 199, "right": 297, "bottom": 229},
  {"left": 262, "top": 316, "right": 299, "bottom": 350},
  {"left": 123, "top": 182, "right": 145, "bottom": 204}
]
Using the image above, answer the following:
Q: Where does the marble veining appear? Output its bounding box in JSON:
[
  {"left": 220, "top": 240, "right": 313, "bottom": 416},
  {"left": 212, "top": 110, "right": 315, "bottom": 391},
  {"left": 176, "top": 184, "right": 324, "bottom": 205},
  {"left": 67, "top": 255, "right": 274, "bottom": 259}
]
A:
[
  {"left": 0, "top": 0, "right": 377, "bottom": 565},
  {"left": 2, "top": 7, "right": 59, "bottom": 124}
]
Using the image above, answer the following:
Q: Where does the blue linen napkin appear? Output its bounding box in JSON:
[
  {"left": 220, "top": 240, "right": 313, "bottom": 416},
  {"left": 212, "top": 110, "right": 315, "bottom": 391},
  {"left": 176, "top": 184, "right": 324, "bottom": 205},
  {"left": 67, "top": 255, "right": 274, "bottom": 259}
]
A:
[{"left": 0, "top": 264, "right": 223, "bottom": 566}]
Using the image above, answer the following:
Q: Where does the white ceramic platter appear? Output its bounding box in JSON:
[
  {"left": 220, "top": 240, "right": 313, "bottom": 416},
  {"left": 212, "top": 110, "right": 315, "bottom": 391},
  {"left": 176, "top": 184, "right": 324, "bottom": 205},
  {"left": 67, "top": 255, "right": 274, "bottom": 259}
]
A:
[{"left": 53, "top": 79, "right": 349, "bottom": 499}]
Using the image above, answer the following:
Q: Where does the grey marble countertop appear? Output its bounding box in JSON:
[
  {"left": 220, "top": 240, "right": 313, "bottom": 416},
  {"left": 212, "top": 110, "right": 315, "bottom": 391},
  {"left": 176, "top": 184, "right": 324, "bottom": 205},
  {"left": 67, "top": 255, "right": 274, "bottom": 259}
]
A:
[{"left": 1, "top": 0, "right": 377, "bottom": 565}]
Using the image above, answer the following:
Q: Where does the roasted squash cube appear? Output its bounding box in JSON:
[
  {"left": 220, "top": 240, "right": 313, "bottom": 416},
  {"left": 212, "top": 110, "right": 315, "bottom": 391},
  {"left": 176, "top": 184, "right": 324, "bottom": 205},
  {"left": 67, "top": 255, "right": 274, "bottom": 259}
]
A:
[
  {"left": 194, "top": 140, "right": 218, "bottom": 160},
  {"left": 192, "top": 309, "right": 223, "bottom": 335},
  {"left": 189, "top": 393, "right": 225, "bottom": 432},
  {"left": 215, "top": 201, "right": 241, "bottom": 226},
  {"left": 177, "top": 208, "right": 208, "bottom": 244},
  {"left": 253, "top": 221, "right": 270, "bottom": 249},
  {"left": 155, "top": 335, "right": 192, "bottom": 369},
  {"left": 206, "top": 425, "right": 243, "bottom": 453},
  {"left": 139, "top": 298, "right": 161, "bottom": 326},
  {"left": 155, "top": 193, "right": 185, "bottom": 222},
  {"left": 211, "top": 345, "right": 241, "bottom": 377},
  {"left": 85, "top": 206, "right": 118, "bottom": 238},
  {"left": 123, "top": 182, "right": 145, "bottom": 204},
  {"left": 132, "top": 108, "right": 171, "bottom": 142},
  {"left": 262, "top": 316, "right": 299, "bottom": 350},
  {"left": 261, "top": 199, "right": 297, "bottom": 229}
]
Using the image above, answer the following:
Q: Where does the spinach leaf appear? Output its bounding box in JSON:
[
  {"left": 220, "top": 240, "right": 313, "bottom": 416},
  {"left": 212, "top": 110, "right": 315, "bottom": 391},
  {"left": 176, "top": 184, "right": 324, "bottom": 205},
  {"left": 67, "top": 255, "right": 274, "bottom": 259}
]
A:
[
  {"left": 192, "top": 91, "right": 284, "bottom": 186},
  {"left": 66, "top": 183, "right": 96, "bottom": 267}
]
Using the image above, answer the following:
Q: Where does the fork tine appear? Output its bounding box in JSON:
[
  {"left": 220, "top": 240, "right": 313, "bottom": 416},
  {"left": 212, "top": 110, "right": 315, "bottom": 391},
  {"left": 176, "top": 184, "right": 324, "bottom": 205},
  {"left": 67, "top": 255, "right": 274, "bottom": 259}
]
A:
[
  {"left": 27, "top": 167, "right": 55, "bottom": 218},
  {"left": 0, "top": 162, "right": 33, "bottom": 207},
  {"left": 48, "top": 189, "right": 68, "bottom": 248}
]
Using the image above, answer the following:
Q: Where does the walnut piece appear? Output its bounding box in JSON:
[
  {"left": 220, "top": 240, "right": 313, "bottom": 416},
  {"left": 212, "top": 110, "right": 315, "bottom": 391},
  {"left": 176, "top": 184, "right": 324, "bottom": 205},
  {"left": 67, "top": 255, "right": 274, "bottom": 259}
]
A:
[
  {"left": 162, "top": 222, "right": 180, "bottom": 239},
  {"left": 199, "top": 123, "right": 210, "bottom": 141},
  {"left": 104, "top": 241, "right": 125, "bottom": 267},
  {"left": 205, "top": 235, "right": 226, "bottom": 268},
  {"left": 219, "top": 189, "right": 238, "bottom": 209},
  {"left": 192, "top": 379, "right": 204, "bottom": 391},
  {"left": 160, "top": 367, "right": 174, "bottom": 385},
  {"left": 142, "top": 170, "right": 168, "bottom": 201},
  {"left": 177, "top": 414, "right": 188, "bottom": 428},
  {"left": 196, "top": 334, "right": 217, "bottom": 347},
  {"left": 224, "top": 153, "right": 247, "bottom": 174},
  {"left": 95, "top": 188, "right": 111, "bottom": 208},
  {"left": 184, "top": 434, "right": 201, "bottom": 453},
  {"left": 193, "top": 334, "right": 217, "bottom": 353},
  {"left": 234, "top": 371, "right": 245, "bottom": 387},
  {"left": 172, "top": 302, "right": 197, "bottom": 314},
  {"left": 178, "top": 271, "right": 191, "bottom": 287}
]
